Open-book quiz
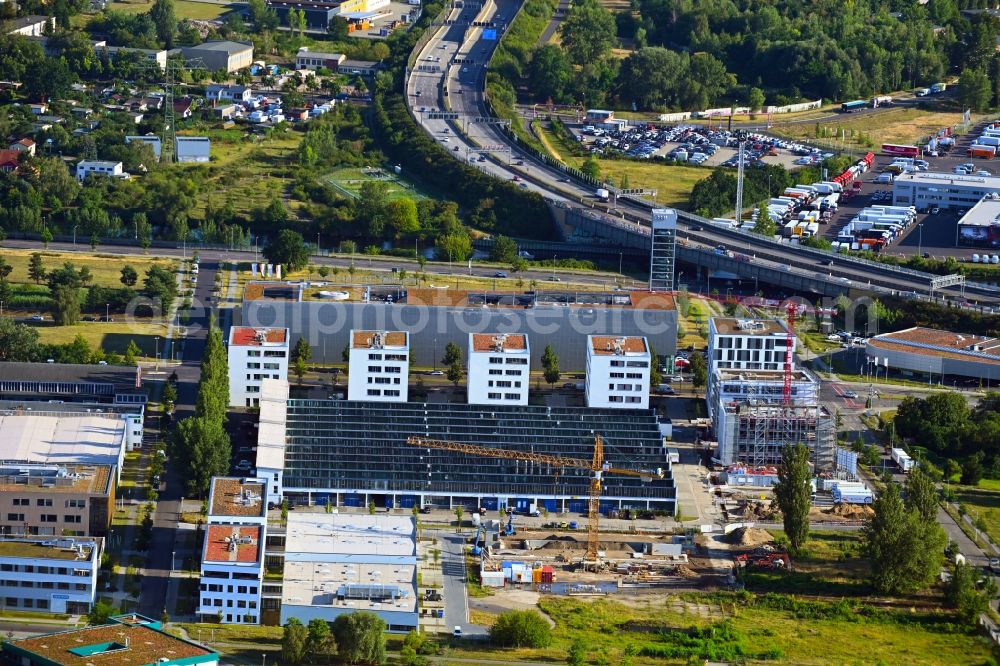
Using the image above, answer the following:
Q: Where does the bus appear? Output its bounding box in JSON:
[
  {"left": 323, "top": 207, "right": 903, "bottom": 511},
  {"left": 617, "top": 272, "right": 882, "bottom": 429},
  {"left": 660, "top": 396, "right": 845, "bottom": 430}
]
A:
[{"left": 841, "top": 100, "right": 867, "bottom": 113}]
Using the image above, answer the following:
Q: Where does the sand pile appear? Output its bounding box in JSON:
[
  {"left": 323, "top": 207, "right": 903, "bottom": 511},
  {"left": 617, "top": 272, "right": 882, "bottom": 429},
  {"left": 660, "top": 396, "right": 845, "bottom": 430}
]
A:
[
  {"left": 824, "top": 503, "right": 875, "bottom": 519},
  {"left": 725, "top": 527, "right": 774, "bottom": 548},
  {"left": 674, "top": 564, "right": 699, "bottom": 578}
]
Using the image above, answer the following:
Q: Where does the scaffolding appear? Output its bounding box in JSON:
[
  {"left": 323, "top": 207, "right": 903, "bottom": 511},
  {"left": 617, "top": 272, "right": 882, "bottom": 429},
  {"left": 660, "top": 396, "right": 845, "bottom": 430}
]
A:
[{"left": 725, "top": 403, "right": 835, "bottom": 470}]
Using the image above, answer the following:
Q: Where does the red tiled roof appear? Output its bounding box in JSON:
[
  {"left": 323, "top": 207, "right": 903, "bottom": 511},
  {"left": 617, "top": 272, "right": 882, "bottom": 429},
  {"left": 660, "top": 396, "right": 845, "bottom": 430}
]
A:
[
  {"left": 230, "top": 327, "right": 286, "bottom": 346},
  {"left": 472, "top": 333, "right": 527, "bottom": 352},
  {"left": 352, "top": 331, "right": 407, "bottom": 348},
  {"left": 0, "top": 149, "right": 20, "bottom": 169},
  {"left": 205, "top": 525, "right": 261, "bottom": 563},
  {"left": 591, "top": 336, "right": 647, "bottom": 355}
]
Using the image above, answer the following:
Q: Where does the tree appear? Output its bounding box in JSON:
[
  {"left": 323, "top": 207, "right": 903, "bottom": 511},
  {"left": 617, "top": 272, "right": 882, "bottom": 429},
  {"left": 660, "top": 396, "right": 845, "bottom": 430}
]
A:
[
  {"left": 436, "top": 233, "right": 472, "bottom": 262},
  {"left": 905, "top": 467, "right": 938, "bottom": 522},
  {"left": 171, "top": 416, "right": 231, "bottom": 497},
  {"left": 150, "top": 0, "right": 177, "bottom": 48},
  {"left": 753, "top": 205, "right": 776, "bottom": 237},
  {"left": 162, "top": 382, "right": 177, "bottom": 414},
  {"left": 863, "top": 483, "right": 946, "bottom": 595},
  {"left": 400, "top": 631, "right": 431, "bottom": 666},
  {"left": 90, "top": 233, "right": 99, "bottom": 251},
  {"left": 0, "top": 317, "right": 40, "bottom": 361},
  {"left": 961, "top": 451, "right": 985, "bottom": 485},
  {"left": 40, "top": 226, "right": 53, "bottom": 249},
  {"left": 124, "top": 340, "right": 141, "bottom": 365},
  {"left": 196, "top": 324, "right": 229, "bottom": 424},
  {"left": 264, "top": 230, "right": 310, "bottom": 272},
  {"left": 489, "top": 610, "right": 552, "bottom": 648},
  {"left": 282, "top": 618, "right": 309, "bottom": 665},
  {"left": 648, "top": 343, "right": 662, "bottom": 388},
  {"left": 581, "top": 155, "right": 601, "bottom": 179},
  {"left": 288, "top": 8, "right": 307, "bottom": 37},
  {"left": 248, "top": 0, "right": 278, "bottom": 31},
  {"left": 566, "top": 639, "right": 587, "bottom": 666},
  {"left": 490, "top": 235, "right": 518, "bottom": 263},
  {"left": 454, "top": 505, "right": 463, "bottom": 530},
  {"left": 946, "top": 562, "right": 998, "bottom": 625},
  {"left": 292, "top": 337, "right": 312, "bottom": 385},
  {"left": 368, "top": 500, "right": 376, "bottom": 515},
  {"left": 332, "top": 611, "right": 387, "bottom": 665},
  {"left": 541, "top": 344, "right": 560, "bottom": 386},
  {"left": 444, "top": 342, "right": 463, "bottom": 386},
  {"left": 958, "top": 67, "right": 992, "bottom": 112},
  {"left": 386, "top": 199, "right": 420, "bottom": 238},
  {"left": 527, "top": 44, "right": 573, "bottom": 102},
  {"left": 47, "top": 262, "right": 92, "bottom": 326},
  {"left": 0, "top": 256, "right": 12, "bottom": 280},
  {"left": 689, "top": 352, "right": 707, "bottom": 390},
  {"left": 748, "top": 87, "right": 766, "bottom": 113},
  {"left": 305, "top": 617, "right": 336, "bottom": 663},
  {"left": 120, "top": 265, "right": 138, "bottom": 287},
  {"left": 28, "top": 253, "right": 45, "bottom": 285},
  {"left": 87, "top": 600, "right": 116, "bottom": 626},
  {"left": 559, "top": 0, "right": 616, "bottom": 66},
  {"left": 328, "top": 16, "right": 349, "bottom": 39},
  {"left": 773, "top": 443, "right": 812, "bottom": 552}
]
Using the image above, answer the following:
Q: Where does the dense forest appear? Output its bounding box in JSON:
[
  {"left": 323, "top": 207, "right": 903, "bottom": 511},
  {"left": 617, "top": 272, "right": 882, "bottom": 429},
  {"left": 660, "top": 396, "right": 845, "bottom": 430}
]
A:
[{"left": 495, "top": 0, "right": 1000, "bottom": 111}]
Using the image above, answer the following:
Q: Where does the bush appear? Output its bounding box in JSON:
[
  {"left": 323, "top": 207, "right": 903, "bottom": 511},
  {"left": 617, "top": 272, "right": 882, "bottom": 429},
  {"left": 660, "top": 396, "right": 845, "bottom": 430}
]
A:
[{"left": 489, "top": 610, "right": 552, "bottom": 648}]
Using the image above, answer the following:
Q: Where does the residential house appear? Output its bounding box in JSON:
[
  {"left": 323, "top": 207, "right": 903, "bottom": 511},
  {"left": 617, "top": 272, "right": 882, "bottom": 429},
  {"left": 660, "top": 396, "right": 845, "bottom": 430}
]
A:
[
  {"left": 205, "top": 84, "right": 252, "bottom": 102},
  {"left": 8, "top": 138, "right": 35, "bottom": 156},
  {"left": 174, "top": 96, "right": 194, "bottom": 119},
  {"left": 5, "top": 15, "right": 55, "bottom": 37},
  {"left": 0, "top": 150, "right": 21, "bottom": 173}
]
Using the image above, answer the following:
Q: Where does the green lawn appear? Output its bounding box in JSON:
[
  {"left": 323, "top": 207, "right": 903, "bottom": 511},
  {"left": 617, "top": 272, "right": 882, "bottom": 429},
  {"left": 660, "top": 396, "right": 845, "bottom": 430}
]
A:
[
  {"left": 743, "top": 530, "right": 871, "bottom": 596},
  {"left": 954, "top": 482, "right": 1000, "bottom": 547},
  {"left": 34, "top": 321, "right": 170, "bottom": 355},
  {"left": 325, "top": 167, "right": 430, "bottom": 201},
  {"left": 445, "top": 595, "right": 992, "bottom": 666},
  {"left": 107, "top": 0, "right": 230, "bottom": 19},
  {"left": 0, "top": 250, "right": 175, "bottom": 289}
]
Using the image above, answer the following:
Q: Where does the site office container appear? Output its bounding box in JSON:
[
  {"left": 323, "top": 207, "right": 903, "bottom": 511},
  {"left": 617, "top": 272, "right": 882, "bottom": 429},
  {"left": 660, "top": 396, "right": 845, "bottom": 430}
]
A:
[{"left": 968, "top": 145, "right": 997, "bottom": 159}]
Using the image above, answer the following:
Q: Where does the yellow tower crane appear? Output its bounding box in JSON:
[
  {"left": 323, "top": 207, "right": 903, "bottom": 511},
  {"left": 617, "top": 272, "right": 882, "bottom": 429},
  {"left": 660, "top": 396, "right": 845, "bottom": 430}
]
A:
[{"left": 406, "top": 435, "right": 663, "bottom": 565}]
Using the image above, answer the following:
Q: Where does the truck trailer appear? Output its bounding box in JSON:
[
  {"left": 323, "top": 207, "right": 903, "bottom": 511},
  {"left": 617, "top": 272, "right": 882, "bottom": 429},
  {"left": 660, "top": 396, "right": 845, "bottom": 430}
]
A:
[{"left": 890, "top": 447, "right": 914, "bottom": 472}]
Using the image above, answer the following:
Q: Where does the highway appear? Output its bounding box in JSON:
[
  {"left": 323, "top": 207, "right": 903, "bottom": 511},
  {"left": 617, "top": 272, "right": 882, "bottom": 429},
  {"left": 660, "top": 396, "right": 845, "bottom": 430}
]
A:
[{"left": 405, "top": 3, "right": 1000, "bottom": 306}]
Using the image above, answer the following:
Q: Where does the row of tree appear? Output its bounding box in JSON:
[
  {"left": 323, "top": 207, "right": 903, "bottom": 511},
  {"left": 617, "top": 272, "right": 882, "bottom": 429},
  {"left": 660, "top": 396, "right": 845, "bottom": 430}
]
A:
[
  {"left": 281, "top": 612, "right": 385, "bottom": 665},
  {"left": 171, "top": 320, "right": 231, "bottom": 496}
]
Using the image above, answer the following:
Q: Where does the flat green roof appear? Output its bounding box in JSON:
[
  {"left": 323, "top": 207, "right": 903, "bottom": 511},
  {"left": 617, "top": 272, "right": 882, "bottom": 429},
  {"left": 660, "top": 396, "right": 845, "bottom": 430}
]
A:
[{"left": 0, "top": 540, "right": 94, "bottom": 561}]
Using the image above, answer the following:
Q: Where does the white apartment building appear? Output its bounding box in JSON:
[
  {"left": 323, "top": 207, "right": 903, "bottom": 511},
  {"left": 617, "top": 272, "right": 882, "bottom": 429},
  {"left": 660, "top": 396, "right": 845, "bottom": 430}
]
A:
[
  {"left": 199, "top": 477, "right": 266, "bottom": 624},
  {"left": 75, "top": 160, "right": 124, "bottom": 181},
  {"left": 467, "top": 333, "right": 530, "bottom": 406},
  {"left": 585, "top": 336, "right": 651, "bottom": 409},
  {"left": 0, "top": 537, "right": 101, "bottom": 615},
  {"left": 197, "top": 524, "right": 263, "bottom": 624},
  {"left": 227, "top": 327, "right": 289, "bottom": 407},
  {"left": 707, "top": 318, "right": 794, "bottom": 415},
  {"left": 347, "top": 330, "right": 409, "bottom": 402}
]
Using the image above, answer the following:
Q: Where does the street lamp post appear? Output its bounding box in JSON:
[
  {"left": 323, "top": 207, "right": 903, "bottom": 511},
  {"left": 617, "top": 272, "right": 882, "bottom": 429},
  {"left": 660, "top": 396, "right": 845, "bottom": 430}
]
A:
[
  {"left": 155, "top": 337, "right": 159, "bottom": 370},
  {"left": 917, "top": 223, "right": 924, "bottom": 257},
  {"left": 105, "top": 303, "right": 109, "bottom": 323},
  {"left": 72, "top": 225, "right": 78, "bottom": 246}
]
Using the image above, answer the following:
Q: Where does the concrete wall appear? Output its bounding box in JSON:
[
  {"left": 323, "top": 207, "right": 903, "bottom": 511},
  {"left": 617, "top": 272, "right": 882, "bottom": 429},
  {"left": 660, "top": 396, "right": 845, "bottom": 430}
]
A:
[{"left": 242, "top": 301, "right": 677, "bottom": 372}]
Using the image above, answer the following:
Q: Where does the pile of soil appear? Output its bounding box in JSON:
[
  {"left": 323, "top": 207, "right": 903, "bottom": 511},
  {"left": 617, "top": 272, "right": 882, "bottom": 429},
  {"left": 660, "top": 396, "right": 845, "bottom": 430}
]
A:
[
  {"left": 674, "top": 564, "right": 699, "bottom": 578},
  {"left": 724, "top": 527, "right": 774, "bottom": 548},
  {"left": 824, "top": 503, "right": 875, "bottom": 519}
]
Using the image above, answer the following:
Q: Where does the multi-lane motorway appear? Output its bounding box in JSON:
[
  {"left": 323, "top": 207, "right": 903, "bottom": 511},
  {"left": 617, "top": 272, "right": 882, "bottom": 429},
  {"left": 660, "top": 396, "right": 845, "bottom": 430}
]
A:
[{"left": 405, "top": 3, "right": 1000, "bottom": 306}]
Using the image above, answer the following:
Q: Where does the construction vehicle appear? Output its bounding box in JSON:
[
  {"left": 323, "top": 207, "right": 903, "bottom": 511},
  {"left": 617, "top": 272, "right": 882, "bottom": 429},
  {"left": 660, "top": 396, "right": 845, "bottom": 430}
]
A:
[
  {"left": 734, "top": 550, "right": 790, "bottom": 570},
  {"left": 406, "top": 434, "right": 663, "bottom": 567}
]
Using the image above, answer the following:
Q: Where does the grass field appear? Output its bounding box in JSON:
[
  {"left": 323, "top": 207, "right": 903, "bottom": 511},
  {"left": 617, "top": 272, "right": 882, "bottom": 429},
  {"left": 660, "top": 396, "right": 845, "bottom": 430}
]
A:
[
  {"left": 775, "top": 108, "right": 982, "bottom": 150},
  {"left": 33, "top": 321, "right": 170, "bottom": 355},
  {"left": 534, "top": 122, "right": 709, "bottom": 209},
  {"left": 325, "top": 166, "right": 430, "bottom": 201},
  {"left": 744, "top": 530, "right": 871, "bottom": 596},
  {"left": 955, "top": 481, "right": 1000, "bottom": 547},
  {"left": 0, "top": 250, "right": 176, "bottom": 289},
  {"left": 189, "top": 130, "right": 301, "bottom": 218},
  {"left": 443, "top": 595, "right": 992, "bottom": 666},
  {"left": 106, "top": 0, "right": 229, "bottom": 19}
]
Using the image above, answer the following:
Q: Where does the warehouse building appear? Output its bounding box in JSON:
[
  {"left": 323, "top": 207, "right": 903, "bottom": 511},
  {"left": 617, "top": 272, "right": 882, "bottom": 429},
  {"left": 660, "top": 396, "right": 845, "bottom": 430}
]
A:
[
  {"left": 180, "top": 41, "right": 253, "bottom": 73},
  {"left": 269, "top": 0, "right": 340, "bottom": 29},
  {"left": 0, "top": 536, "right": 101, "bottom": 614},
  {"left": 280, "top": 514, "right": 417, "bottom": 632},
  {"left": 956, "top": 193, "right": 1000, "bottom": 248},
  {"left": 0, "top": 362, "right": 147, "bottom": 405},
  {"left": 0, "top": 463, "right": 115, "bottom": 537},
  {"left": 175, "top": 136, "right": 211, "bottom": 163},
  {"left": 467, "top": 333, "right": 529, "bottom": 406},
  {"left": 893, "top": 171, "right": 1000, "bottom": 210},
  {"left": 2, "top": 614, "right": 219, "bottom": 665},
  {"left": 255, "top": 379, "right": 675, "bottom": 513},
  {"left": 125, "top": 134, "right": 162, "bottom": 160},
  {"left": 295, "top": 47, "right": 346, "bottom": 70},
  {"left": 866, "top": 326, "right": 1000, "bottom": 382},
  {"left": 241, "top": 285, "right": 676, "bottom": 372},
  {"left": 347, "top": 330, "right": 409, "bottom": 402}
]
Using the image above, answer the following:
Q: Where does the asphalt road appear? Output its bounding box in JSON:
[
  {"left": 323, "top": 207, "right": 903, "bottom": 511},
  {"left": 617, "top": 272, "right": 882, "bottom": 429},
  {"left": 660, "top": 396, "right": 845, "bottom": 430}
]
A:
[{"left": 138, "top": 258, "right": 220, "bottom": 618}]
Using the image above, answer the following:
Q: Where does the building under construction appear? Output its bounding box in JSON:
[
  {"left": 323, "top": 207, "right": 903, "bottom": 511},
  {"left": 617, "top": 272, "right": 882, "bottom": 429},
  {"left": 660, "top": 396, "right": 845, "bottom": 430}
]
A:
[{"left": 715, "top": 402, "right": 835, "bottom": 470}]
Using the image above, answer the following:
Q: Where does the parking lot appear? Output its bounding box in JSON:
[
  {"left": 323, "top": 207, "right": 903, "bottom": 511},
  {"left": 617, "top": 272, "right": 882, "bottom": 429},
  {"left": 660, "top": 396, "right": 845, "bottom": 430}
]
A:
[
  {"left": 822, "top": 118, "right": 1000, "bottom": 259},
  {"left": 572, "top": 124, "right": 809, "bottom": 170}
]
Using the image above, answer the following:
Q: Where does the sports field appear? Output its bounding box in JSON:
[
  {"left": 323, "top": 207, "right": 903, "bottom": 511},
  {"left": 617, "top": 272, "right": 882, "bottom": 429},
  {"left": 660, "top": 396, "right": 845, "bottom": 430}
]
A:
[{"left": 325, "top": 167, "right": 430, "bottom": 201}]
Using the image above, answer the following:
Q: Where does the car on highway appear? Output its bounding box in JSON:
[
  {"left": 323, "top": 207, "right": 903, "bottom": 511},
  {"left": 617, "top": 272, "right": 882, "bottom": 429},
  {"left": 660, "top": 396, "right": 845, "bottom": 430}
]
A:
[
  {"left": 512, "top": 175, "right": 521, "bottom": 181},
  {"left": 930, "top": 206, "right": 940, "bottom": 214},
  {"left": 30, "top": 314, "right": 44, "bottom": 321},
  {"left": 843, "top": 390, "right": 859, "bottom": 399},
  {"left": 493, "top": 271, "right": 507, "bottom": 278},
  {"left": 548, "top": 276, "right": 561, "bottom": 281},
  {"left": 430, "top": 370, "right": 444, "bottom": 376}
]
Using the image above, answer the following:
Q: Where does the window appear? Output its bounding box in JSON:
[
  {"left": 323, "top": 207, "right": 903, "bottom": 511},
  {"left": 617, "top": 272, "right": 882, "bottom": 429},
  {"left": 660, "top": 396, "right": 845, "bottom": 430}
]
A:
[
  {"left": 609, "top": 396, "right": 624, "bottom": 403},
  {"left": 36, "top": 599, "right": 47, "bottom": 609},
  {"left": 610, "top": 372, "right": 624, "bottom": 379},
  {"left": 506, "top": 358, "right": 527, "bottom": 365},
  {"left": 384, "top": 389, "right": 400, "bottom": 397},
  {"left": 385, "top": 366, "right": 400, "bottom": 373},
  {"left": 488, "top": 392, "right": 502, "bottom": 400},
  {"left": 489, "top": 369, "right": 502, "bottom": 375},
  {"left": 626, "top": 396, "right": 642, "bottom": 403},
  {"left": 489, "top": 356, "right": 503, "bottom": 364},
  {"left": 368, "top": 353, "right": 382, "bottom": 360},
  {"left": 504, "top": 393, "right": 520, "bottom": 400},
  {"left": 626, "top": 373, "right": 642, "bottom": 379},
  {"left": 385, "top": 354, "right": 406, "bottom": 361},
  {"left": 367, "top": 389, "right": 381, "bottom": 396},
  {"left": 368, "top": 366, "right": 382, "bottom": 373},
  {"left": 610, "top": 360, "right": 625, "bottom": 367},
  {"left": 41, "top": 515, "right": 56, "bottom": 523},
  {"left": 12, "top": 499, "right": 28, "bottom": 507},
  {"left": 246, "top": 363, "right": 261, "bottom": 369},
  {"left": 58, "top": 582, "right": 69, "bottom": 590},
  {"left": 505, "top": 369, "right": 521, "bottom": 376},
  {"left": 263, "top": 351, "right": 286, "bottom": 358},
  {"left": 247, "top": 350, "right": 261, "bottom": 357},
  {"left": 7, "top": 514, "right": 23, "bottom": 522},
  {"left": 66, "top": 500, "right": 86, "bottom": 509},
  {"left": 64, "top": 515, "right": 82, "bottom": 524},
  {"left": 626, "top": 361, "right": 648, "bottom": 368}
]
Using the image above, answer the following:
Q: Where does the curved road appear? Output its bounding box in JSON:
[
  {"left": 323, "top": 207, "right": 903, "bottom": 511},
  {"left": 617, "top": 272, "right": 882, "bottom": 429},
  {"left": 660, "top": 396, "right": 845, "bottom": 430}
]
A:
[{"left": 405, "top": 6, "right": 1000, "bottom": 306}]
